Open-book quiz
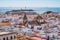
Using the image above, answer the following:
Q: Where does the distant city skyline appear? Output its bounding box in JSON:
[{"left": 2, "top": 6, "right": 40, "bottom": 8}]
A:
[{"left": 0, "top": 0, "right": 60, "bottom": 7}]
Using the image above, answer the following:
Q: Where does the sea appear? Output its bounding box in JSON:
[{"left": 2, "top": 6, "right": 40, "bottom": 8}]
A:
[{"left": 0, "top": 7, "right": 60, "bottom": 14}]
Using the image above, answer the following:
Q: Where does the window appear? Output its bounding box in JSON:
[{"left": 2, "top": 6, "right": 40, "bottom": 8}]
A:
[
  {"left": 10, "top": 36, "right": 13, "bottom": 40},
  {"left": 14, "top": 26, "right": 16, "bottom": 27},
  {"left": 31, "top": 26, "right": 34, "bottom": 29},
  {"left": 14, "top": 36, "right": 16, "bottom": 39},
  {"left": 37, "top": 27, "right": 42, "bottom": 30},
  {"left": 3, "top": 38, "right": 5, "bottom": 40},
  {"left": 6, "top": 37, "right": 8, "bottom": 40}
]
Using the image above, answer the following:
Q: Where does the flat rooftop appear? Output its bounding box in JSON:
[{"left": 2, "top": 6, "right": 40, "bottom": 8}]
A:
[
  {"left": 0, "top": 32, "right": 16, "bottom": 36},
  {"left": 0, "top": 22, "right": 11, "bottom": 26},
  {"left": 0, "top": 32, "right": 11, "bottom": 35}
]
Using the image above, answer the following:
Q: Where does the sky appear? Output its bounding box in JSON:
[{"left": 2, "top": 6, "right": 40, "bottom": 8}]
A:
[{"left": 0, "top": 0, "right": 60, "bottom": 7}]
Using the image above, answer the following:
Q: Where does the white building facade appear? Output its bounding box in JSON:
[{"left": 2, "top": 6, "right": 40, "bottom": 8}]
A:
[{"left": 0, "top": 32, "right": 17, "bottom": 40}]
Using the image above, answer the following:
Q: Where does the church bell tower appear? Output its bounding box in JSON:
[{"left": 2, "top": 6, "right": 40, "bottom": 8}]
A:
[{"left": 23, "top": 14, "right": 28, "bottom": 27}]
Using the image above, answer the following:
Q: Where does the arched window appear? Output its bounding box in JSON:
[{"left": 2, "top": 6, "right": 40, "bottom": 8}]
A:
[
  {"left": 10, "top": 36, "right": 13, "bottom": 40},
  {"left": 14, "top": 36, "right": 16, "bottom": 39},
  {"left": 3, "top": 38, "right": 5, "bottom": 40},
  {"left": 6, "top": 37, "right": 8, "bottom": 40}
]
